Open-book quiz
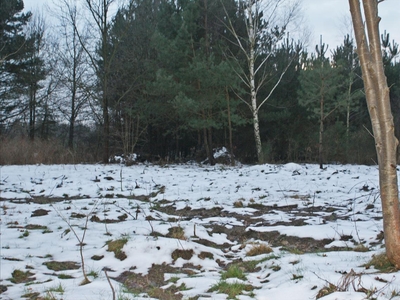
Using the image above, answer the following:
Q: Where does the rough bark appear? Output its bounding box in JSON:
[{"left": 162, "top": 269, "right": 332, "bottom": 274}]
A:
[{"left": 349, "top": 0, "right": 400, "bottom": 268}]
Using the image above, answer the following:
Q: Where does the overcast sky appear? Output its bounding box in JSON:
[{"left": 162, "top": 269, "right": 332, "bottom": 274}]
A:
[
  {"left": 23, "top": 0, "right": 400, "bottom": 54},
  {"left": 302, "top": 0, "right": 400, "bottom": 53}
]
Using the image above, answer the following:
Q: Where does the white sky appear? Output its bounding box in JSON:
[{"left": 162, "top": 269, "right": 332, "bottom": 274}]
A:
[
  {"left": 303, "top": 0, "right": 400, "bottom": 53},
  {"left": 24, "top": 0, "right": 400, "bottom": 54}
]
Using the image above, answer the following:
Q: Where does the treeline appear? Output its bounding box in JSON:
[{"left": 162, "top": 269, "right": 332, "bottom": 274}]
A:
[{"left": 1, "top": 0, "right": 399, "bottom": 165}]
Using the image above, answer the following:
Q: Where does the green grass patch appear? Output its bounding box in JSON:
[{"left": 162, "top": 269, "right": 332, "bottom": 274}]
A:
[
  {"left": 221, "top": 265, "right": 246, "bottom": 281},
  {"left": 87, "top": 270, "right": 99, "bottom": 279},
  {"left": 209, "top": 281, "right": 254, "bottom": 299},
  {"left": 57, "top": 273, "right": 74, "bottom": 279},
  {"left": 25, "top": 224, "right": 48, "bottom": 230},
  {"left": 10, "top": 269, "right": 35, "bottom": 284},
  {"left": 46, "top": 283, "right": 64, "bottom": 293},
  {"left": 43, "top": 261, "right": 80, "bottom": 271},
  {"left": 168, "top": 276, "right": 180, "bottom": 284},
  {"left": 21, "top": 291, "right": 41, "bottom": 299},
  {"left": 18, "top": 230, "right": 30, "bottom": 238},
  {"left": 239, "top": 254, "right": 280, "bottom": 272},
  {"left": 239, "top": 260, "right": 261, "bottom": 272}
]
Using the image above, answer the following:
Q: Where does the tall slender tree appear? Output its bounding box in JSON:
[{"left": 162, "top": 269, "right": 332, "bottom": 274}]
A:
[
  {"left": 349, "top": 0, "right": 400, "bottom": 268},
  {"left": 222, "top": 0, "right": 300, "bottom": 163},
  {"left": 72, "top": 0, "right": 115, "bottom": 163},
  {"left": 21, "top": 13, "right": 47, "bottom": 140},
  {"left": 54, "top": 0, "right": 92, "bottom": 149},
  {"left": 298, "top": 38, "right": 343, "bottom": 168}
]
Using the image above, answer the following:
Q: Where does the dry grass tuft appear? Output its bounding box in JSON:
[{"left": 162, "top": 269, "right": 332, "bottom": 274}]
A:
[
  {"left": 234, "top": 200, "right": 244, "bottom": 208},
  {"left": 246, "top": 244, "right": 273, "bottom": 256},
  {"left": 363, "top": 253, "right": 397, "bottom": 272},
  {"left": 166, "top": 226, "right": 186, "bottom": 240},
  {"left": 353, "top": 244, "right": 369, "bottom": 252}
]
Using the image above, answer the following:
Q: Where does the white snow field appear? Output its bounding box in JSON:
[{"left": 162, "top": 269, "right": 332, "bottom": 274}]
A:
[{"left": 1, "top": 162, "right": 400, "bottom": 300}]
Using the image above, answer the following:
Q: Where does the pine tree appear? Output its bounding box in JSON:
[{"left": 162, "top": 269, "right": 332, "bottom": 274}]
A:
[
  {"left": 298, "top": 38, "right": 343, "bottom": 168},
  {"left": 0, "top": 0, "right": 32, "bottom": 124}
]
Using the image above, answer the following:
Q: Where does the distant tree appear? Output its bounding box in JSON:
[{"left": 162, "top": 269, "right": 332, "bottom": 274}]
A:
[
  {"left": 106, "top": 0, "right": 158, "bottom": 158},
  {"left": 380, "top": 31, "right": 400, "bottom": 145},
  {"left": 0, "top": 0, "right": 31, "bottom": 63},
  {"left": 349, "top": 0, "right": 400, "bottom": 268},
  {"left": 152, "top": 0, "right": 245, "bottom": 163},
  {"left": 331, "top": 35, "right": 363, "bottom": 161},
  {"left": 298, "top": 38, "right": 343, "bottom": 168},
  {"left": 19, "top": 13, "right": 47, "bottom": 140},
  {"left": 381, "top": 30, "right": 399, "bottom": 67},
  {"left": 73, "top": 0, "right": 116, "bottom": 163},
  {"left": 258, "top": 34, "right": 304, "bottom": 162},
  {"left": 54, "top": 0, "right": 92, "bottom": 149}
]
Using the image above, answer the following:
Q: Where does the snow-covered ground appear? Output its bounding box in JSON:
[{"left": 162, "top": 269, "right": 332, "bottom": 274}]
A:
[{"left": 0, "top": 162, "right": 399, "bottom": 300}]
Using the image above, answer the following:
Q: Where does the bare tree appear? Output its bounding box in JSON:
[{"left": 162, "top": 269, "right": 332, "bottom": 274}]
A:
[
  {"left": 64, "top": 0, "right": 115, "bottom": 163},
  {"left": 223, "top": 0, "right": 300, "bottom": 163},
  {"left": 86, "top": 0, "right": 116, "bottom": 163},
  {"left": 53, "top": 0, "right": 92, "bottom": 149},
  {"left": 349, "top": 0, "right": 400, "bottom": 268}
]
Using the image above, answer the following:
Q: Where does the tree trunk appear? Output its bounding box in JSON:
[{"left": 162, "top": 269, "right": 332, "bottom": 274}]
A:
[
  {"left": 68, "top": 117, "right": 75, "bottom": 149},
  {"left": 349, "top": 0, "right": 400, "bottom": 268},
  {"left": 346, "top": 73, "right": 353, "bottom": 161},
  {"left": 102, "top": 94, "right": 109, "bottom": 164},
  {"left": 68, "top": 89, "right": 76, "bottom": 149},
  {"left": 226, "top": 87, "right": 235, "bottom": 165},
  {"left": 203, "top": 127, "right": 215, "bottom": 165},
  {"left": 248, "top": 3, "right": 263, "bottom": 164},
  {"left": 319, "top": 93, "right": 324, "bottom": 169},
  {"left": 101, "top": 2, "right": 110, "bottom": 164},
  {"left": 253, "top": 108, "right": 263, "bottom": 164},
  {"left": 29, "top": 87, "right": 36, "bottom": 141}
]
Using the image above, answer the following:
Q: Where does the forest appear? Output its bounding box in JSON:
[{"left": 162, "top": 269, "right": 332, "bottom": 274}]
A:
[{"left": 1, "top": 0, "right": 399, "bottom": 166}]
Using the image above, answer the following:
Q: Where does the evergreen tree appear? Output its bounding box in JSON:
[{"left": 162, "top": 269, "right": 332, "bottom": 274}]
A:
[
  {"left": 151, "top": 0, "right": 244, "bottom": 163},
  {"left": 298, "top": 38, "right": 343, "bottom": 168},
  {"left": 0, "top": 0, "right": 31, "bottom": 125},
  {"left": 331, "top": 35, "right": 364, "bottom": 161},
  {"left": 107, "top": 0, "right": 159, "bottom": 157}
]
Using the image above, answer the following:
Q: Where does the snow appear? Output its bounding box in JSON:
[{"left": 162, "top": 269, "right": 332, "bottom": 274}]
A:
[{"left": 0, "top": 162, "right": 399, "bottom": 299}]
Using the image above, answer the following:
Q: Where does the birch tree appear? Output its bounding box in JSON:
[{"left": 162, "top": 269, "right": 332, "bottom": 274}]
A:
[
  {"left": 223, "top": 0, "right": 300, "bottom": 163},
  {"left": 349, "top": 0, "right": 400, "bottom": 268}
]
